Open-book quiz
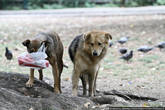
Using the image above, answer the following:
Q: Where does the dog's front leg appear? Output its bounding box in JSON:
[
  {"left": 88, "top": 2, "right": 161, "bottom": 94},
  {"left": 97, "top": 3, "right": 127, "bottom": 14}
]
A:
[
  {"left": 72, "top": 65, "right": 81, "bottom": 96},
  {"left": 26, "top": 69, "right": 34, "bottom": 87},
  {"left": 88, "top": 72, "right": 97, "bottom": 97}
]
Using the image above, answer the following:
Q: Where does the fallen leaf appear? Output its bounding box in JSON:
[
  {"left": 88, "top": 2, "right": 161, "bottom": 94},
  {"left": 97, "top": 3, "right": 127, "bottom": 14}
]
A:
[{"left": 142, "top": 103, "right": 148, "bottom": 107}]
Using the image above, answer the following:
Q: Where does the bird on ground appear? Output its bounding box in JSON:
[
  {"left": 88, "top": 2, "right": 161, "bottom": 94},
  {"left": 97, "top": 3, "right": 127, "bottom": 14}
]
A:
[
  {"left": 120, "top": 50, "right": 133, "bottom": 62},
  {"left": 155, "top": 41, "right": 165, "bottom": 50},
  {"left": 137, "top": 46, "right": 153, "bottom": 53},
  {"left": 5, "top": 47, "right": 13, "bottom": 60},
  {"left": 118, "top": 37, "right": 129, "bottom": 44},
  {"left": 119, "top": 48, "right": 127, "bottom": 54},
  {"left": 109, "top": 41, "right": 113, "bottom": 47}
]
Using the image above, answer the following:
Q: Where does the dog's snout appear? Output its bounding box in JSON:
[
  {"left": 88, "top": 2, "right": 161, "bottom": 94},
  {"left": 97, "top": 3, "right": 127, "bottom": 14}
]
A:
[{"left": 93, "top": 51, "right": 98, "bottom": 56}]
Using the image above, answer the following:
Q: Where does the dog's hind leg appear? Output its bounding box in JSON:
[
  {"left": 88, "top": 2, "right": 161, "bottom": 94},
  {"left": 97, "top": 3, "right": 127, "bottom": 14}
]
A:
[
  {"left": 72, "top": 65, "right": 81, "bottom": 96},
  {"left": 52, "top": 62, "right": 61, "bottom": 94},
  {"left": 38, "top": 69, "right": 43, "bottom": 80},
  {"left": 80, "top": 75, "right": 87, "bottom": 96},
  {"left": 49, "top": 57, "right": 61, "bottom": 94},
  {"left": 58, "top": 59, "right": 63, "bottom": 93}
]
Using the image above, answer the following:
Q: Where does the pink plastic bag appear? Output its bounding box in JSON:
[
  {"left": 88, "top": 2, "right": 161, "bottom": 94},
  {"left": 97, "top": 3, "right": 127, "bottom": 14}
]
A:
[{"left": 18, "top": 43, "right": 49, "bottom": 69}]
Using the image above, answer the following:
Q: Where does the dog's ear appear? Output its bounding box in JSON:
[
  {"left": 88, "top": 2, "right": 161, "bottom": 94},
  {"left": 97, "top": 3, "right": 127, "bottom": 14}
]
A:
[
  {"left": 83, "top": 33, "right": 91, "bottom": 41},
  {"left": 22, "top": 39, "right": 30, "bottom": 47},
  {"left": 105, "top": 33, "right": 112, "bottom": 40}
]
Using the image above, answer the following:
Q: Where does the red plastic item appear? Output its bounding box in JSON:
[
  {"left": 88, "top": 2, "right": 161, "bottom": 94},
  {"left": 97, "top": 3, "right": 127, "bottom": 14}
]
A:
[{"left": 18, "top": 53, "right": 49, "bottom": 69}]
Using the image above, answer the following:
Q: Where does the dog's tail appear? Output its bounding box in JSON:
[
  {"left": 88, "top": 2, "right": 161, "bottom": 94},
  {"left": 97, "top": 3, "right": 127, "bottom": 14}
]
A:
[{"left": 63, "top": 64, "right": 68, "bottom": 68}]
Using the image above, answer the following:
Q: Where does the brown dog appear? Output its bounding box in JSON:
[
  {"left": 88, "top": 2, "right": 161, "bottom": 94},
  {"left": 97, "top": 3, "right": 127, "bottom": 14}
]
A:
[
  {"left": 68, "top": 30, "right": 112, "bottom": 97},
  {"left": 22, "top": 31, "right": 64, "bottom": 94}
]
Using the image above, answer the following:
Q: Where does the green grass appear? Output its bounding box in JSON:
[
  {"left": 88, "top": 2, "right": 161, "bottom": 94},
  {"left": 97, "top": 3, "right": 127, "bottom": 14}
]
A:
[{"left": 139, "top": 55, "right": 160, "bottom": 63}]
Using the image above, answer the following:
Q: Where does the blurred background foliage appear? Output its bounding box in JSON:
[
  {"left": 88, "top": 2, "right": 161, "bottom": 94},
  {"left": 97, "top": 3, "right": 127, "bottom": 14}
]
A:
[{"left": 0, "top": 0, "right": 165, "bottom": 10}]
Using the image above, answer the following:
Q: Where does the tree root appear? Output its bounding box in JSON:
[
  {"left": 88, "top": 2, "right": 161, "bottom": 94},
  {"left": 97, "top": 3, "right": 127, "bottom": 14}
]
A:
[{"left": 96, "top": 90, "right": 158, "bottom": 101}]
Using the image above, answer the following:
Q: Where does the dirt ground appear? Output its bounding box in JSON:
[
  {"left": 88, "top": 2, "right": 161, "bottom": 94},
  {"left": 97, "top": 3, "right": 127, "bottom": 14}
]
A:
[{"left": 0, "top": 13, "right": 165, "bottom": 107}]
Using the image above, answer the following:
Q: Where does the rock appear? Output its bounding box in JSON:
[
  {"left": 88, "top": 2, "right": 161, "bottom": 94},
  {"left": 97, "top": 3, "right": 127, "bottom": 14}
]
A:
[{"left": 0, "top": 72, "right": 94, "bottom": 110}]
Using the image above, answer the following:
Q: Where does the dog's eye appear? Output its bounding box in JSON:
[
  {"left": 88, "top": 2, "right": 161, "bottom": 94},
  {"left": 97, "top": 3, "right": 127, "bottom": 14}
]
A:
[
  {"left": 90, "top": 43, "right": 94, "bottom": 46},
  {"left": 98, "top": 42, "right": 102, "bottom": 46}
]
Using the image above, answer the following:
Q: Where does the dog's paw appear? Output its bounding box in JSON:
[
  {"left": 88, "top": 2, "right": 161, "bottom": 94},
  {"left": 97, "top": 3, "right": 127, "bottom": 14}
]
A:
[
  {"left": 72, "top": 90, "right": 78, "bottom": 96},
  {"left": 89, "top": 93, "right": 94, "bottom": 97},
  {"left": 26, "top": 80, "right": 34, "bottom": 87},
  {"left": 54, "top": 89, "right": 61, "bottom": 94}
]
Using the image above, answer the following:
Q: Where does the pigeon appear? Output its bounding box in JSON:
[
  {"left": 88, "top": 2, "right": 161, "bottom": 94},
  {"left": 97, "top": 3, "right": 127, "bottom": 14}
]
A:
[
  {"left": 120, "top": 50, "right": 133, "bottom": 62},
  {"left": 118, "top": 37, "right": 129, "bottom": 44},
  {"left": 119, "top": 48, "right": 127, "bottom": 54},
  {"left": 155, "top": 41, "right": 165, "bottom": 50},
  {"left": 109, "top": 41, "right": 113, "bottom": 47},
  {"left": 137, "top": 46, "right": 153, "bottom": 53},
  {"left": 5, "top": 47, "right": 13, "bottom": 60}
]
